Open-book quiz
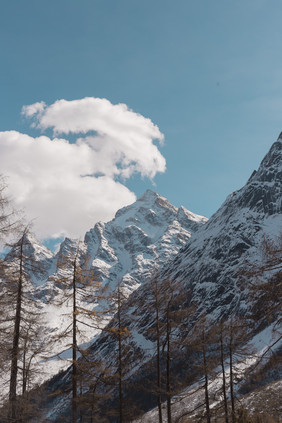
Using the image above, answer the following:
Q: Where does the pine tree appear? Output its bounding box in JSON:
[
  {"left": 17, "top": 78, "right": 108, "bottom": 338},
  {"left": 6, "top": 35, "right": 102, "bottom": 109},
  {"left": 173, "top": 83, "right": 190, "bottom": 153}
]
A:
[
  {"left": 150, "top": 274, "right": 164, "bottom": 423},
  {"left": 50, "top": 240, "right": 104, "bottom": 423},
  {"left": 0, "top": 227, "right": 49, "bottom": 422},
  {"left": 0, "top": 175, "right": 21, "bottom": 245},
  {"left": 155, "top": 277, "right": 187, "bottom": 423},
  {"left": 105, "top": 282, "right": 133, "bottom": 423}
]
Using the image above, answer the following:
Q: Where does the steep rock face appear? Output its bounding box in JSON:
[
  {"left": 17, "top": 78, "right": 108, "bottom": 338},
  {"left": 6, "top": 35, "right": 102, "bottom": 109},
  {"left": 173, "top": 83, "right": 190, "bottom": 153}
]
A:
[
  {"left": 100, "top": 137, "right": 281, "bottom": 343},
  {"left": 165, "top": 138, "right": 282, "bottom": 316},
  {"left": 61, "top": 189, "right": 207, "bottom": 296},
  {"left": 126, "top": 139, "right": 282, "bottom": 348},
  {"left": 214, "top": 139, "right": 281, "bottom": 222}
]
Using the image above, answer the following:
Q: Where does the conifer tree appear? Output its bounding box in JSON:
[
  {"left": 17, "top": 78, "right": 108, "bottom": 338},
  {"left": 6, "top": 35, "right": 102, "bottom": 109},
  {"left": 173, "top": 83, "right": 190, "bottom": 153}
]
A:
[
  {"left": 0, "top": 227, "right": 48, "bottom": 422},
  {"left": 105, "top": 282, "right": 133, "bottom": 423},
  {"left": 150, "top": 274, "right": 164, "bottom": 423},
  {"left": 219, "top": 319, "right": 229, "bottom": 423},
  {"left": 155, "top": 277, "right": 186, "bottom": 423},
  {"left": 51, "top": 240, "right": 104, "bottom": 423},
  {"left": 0, "top": 175, "right": 20, "bottom": 244}
]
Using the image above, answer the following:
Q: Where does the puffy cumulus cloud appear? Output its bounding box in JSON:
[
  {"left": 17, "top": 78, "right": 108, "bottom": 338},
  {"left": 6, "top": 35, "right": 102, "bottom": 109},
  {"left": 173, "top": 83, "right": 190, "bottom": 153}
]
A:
[
  {"left": 0, "top": 98, "right": 165, "bottom": 240},
  {"left": 22, "top": 97, "right": 166, "bottom": 179},
  {"left": 0, "top": 131, "right": 136, "bottom": 239}
]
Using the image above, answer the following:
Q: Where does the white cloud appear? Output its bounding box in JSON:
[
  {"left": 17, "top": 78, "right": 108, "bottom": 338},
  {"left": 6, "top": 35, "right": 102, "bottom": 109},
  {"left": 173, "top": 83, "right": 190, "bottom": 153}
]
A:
[
  {"left": 21, "top": 101, "right": 46, "bottom": 117},
  {"left": 0, "top": 98, "right": 166, "bottom": 239},
  {"left": 22, "top": 97, "right": 165, "bottom": 179}
]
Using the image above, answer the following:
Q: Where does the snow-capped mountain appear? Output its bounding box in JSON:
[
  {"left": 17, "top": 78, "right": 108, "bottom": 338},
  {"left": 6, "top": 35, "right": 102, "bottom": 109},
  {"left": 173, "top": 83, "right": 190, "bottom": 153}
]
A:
[
  {"left": 30, "top": 189, "right": 207, "bottom": 301},
  {"left": 162, "top": 135, "right": 282, "bottom": 316},
  {"left": 1, "top": 136, "right": 281, "bottom": 422},
  {"left": 40, "top": 135, "right": 281, "bottom": 422},
  {"left": 0, "top": 190, "right": 207, "bottom": 396},
  {"left": 126, "top": 137, "right": 282, "bottom": 366},
  {"left": 4, "top": 190, "right": 206, "bottom": 302},
  {"left": 5, "top": 231, "right": 55, "bottom": 286},
  {"left": 78, "top": 189, "right": 207, "bottom": 295}
]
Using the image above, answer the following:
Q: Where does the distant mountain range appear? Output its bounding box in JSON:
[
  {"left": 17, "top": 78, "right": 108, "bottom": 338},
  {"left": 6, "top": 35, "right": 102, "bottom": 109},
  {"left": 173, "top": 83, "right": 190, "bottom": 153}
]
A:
[{"left": 8, "top": 188, "right": 207, "bottom": 295}]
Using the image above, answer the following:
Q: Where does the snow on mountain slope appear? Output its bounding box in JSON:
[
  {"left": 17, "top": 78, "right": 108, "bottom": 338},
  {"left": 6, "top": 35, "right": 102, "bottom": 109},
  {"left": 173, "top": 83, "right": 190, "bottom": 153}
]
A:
[
  {"left": 80, "top": 189, "right": 207, "bottom": 295},
  {"left": 41, "top": 135, "right": 282, "bottom": 421},
  {"left": 100, "top": 136, "right": 281, "bottom": 349},
  {"left": 14, "top": 190, "right": 207, "bottom": 307},
  {"left": 162, "top": 137, "right": 282, "bottom": 318},
  {"left": 118, "top": 139, "right": 282, "bottom": 371},
  {"left": 0, "top": 190, "right": 207, "bottom": 394},
  {"left": 42, "top": 191, "right": 206, "bottom": 377},
  {"left": 133, "top": 323, "right": 282, "bottom": 422},
  {"left": 5, "top": 231, "right": 55, "bottom": 286}
]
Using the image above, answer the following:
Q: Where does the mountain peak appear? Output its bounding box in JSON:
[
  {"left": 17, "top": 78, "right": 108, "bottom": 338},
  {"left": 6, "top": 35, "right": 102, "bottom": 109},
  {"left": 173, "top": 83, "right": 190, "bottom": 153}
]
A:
[
  {"left": 82, "top": 190, "right": 207, "bottom": 296},
  {"left": 6, "top": 231, "right": 54, "bottom": 261},
  {"left": 254, "top": 138, "right": 282, "bottom": 183},
  {"left": 277, "top": 131, "right": 282, "bottom": 141},
  {"left": 137, "top": 189, "right": 178, "bottom": 214},
  {"left": 138, "top": 189, "right": 160, "bottom": 202},
  {"left": 114, "top": 190, "right": 176, "bottom": 222},
  {"left": 215, "top": 136, "right": 282, "bottom": 218}
]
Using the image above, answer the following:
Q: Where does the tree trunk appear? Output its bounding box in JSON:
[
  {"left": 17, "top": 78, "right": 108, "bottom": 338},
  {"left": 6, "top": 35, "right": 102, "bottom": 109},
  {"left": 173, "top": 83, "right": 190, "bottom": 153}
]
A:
[
  {"left": 154, "top": 280, "right": 163, "bottom": 423},
  {"left": 220, "top": 326, "right": 229, "bottom": 423},
  {"left": 22, "top": 336, "right": 27, "bottom": 396},
  {"left": 8, "top": 236, "right": 24, "bottom": 421},
  {"left": 166, "top": 307, "right": 172, "bottom": 423},
  {"left": 229, "top": 323, "right": 235, "bottom": 423},
  {"left": 72, "top": 259, "right": 78, "bottom": 423},
  {"left": 117, "top": 288, "right": 123, "bottom": 423},
  {"left": 202, "top": 334, "right": 211, "bottom": 423}
]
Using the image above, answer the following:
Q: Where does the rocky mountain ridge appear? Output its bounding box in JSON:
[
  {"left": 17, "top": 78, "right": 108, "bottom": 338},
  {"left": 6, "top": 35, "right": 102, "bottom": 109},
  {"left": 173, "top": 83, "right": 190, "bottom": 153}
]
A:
[
  {"left": 78, "top": 189, "right": 207, "bottom": 295},
  {"left": 5, "top": 189, "right": 207, "bottom": 299},
  {"left": 41, "top": 135, "right": 281, "bottom": 422},
  {"left": 0, "top": 188, "right": 207, "bottom": 395}
]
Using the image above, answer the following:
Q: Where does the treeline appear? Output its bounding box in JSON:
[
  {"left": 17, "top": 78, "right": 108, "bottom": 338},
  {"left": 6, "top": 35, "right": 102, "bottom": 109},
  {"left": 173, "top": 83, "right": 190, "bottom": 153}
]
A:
[{"left": 0, "top": 176, "right": 281, "bottom": 423}]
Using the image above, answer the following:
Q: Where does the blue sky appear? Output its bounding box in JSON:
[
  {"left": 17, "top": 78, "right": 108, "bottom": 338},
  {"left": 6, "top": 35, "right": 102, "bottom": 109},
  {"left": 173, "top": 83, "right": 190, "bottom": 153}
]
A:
[{"left": 1, "top": 0, "right": 282, "bottom": 242}]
